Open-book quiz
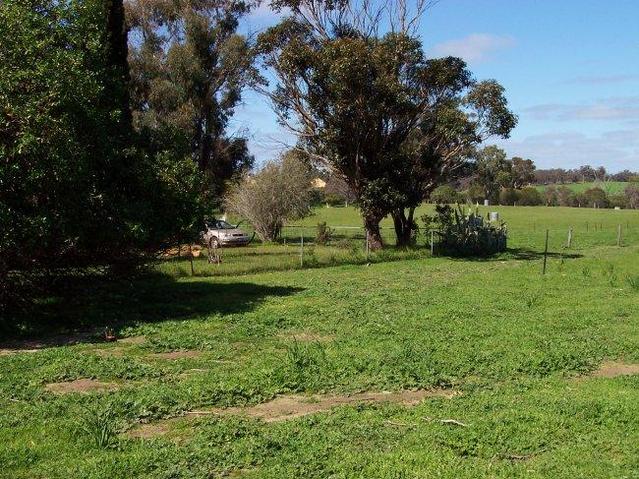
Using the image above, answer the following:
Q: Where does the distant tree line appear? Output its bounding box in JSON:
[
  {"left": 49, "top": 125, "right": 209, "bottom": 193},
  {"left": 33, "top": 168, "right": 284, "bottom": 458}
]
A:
[
  {"left": 534, "top": 166, "right": 639, "bottom": 185},
  {"left": 427, "top": 145, "right": 639, "bottom": 209}
]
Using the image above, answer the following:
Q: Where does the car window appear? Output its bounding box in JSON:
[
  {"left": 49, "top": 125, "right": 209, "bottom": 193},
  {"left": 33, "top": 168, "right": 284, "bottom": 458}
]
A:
[{"left": 208, "top": 220, "right": 234, "bottom": 229}]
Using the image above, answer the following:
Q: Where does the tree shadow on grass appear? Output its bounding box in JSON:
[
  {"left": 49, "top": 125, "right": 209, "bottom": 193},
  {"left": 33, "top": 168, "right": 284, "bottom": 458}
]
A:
[
  {"left": 445, "top": 247, "right": 584, "bottom": 263},
  {"left": 0, "top": 272, "right": 304, "bottom": 349}
]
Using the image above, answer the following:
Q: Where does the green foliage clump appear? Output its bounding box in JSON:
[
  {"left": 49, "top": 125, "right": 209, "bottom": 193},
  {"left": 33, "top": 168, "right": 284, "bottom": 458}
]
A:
[
  {"left": 499, "top": 188, "right": 520, "bottom": 205},
  {"left": 315, "top": 222, "right": 333, "bottom": 245},
  {"left": 423, "top": 205, "right": 507, "bottom": 256},
  {"left": 430, "top": 185, "right": 462, "bottom": 204},
  {"left": 517, "top": 187, "right": 543, "bottom": 206},
  {"left": 0, "top": 0, "right": 208, "bottom": 311}
]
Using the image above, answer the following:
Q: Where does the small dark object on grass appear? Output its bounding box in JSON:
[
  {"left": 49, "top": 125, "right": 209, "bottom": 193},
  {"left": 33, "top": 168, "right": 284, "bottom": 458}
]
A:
[{"left": 104, "top": 327, "right": 116, "bottom": 342}]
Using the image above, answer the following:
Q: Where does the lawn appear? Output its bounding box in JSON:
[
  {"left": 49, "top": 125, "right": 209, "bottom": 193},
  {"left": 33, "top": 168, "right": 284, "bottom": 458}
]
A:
[
  {"left": 534, "top": 181, "right": 630, "bottom": 195},
  {"left": 2, "top": 206, "right": 639, "bottom": 478}
]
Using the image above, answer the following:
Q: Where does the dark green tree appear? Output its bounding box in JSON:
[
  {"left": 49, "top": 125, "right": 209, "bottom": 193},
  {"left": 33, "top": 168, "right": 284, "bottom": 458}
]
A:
[
  {"left": 510, "top": 157, "right": 536, "bottom": 189},
  {"left": 0, "top": 0, "right": 207, "bottom": 311},
  {"left": 126, "top": 0, "right": 258, "bottom": 202},
  {"left": 258, "top": 0, "right": 515, "bottom": 248},
  {"left": 473, "top": 146, "right": 512, "bottom": 204}
]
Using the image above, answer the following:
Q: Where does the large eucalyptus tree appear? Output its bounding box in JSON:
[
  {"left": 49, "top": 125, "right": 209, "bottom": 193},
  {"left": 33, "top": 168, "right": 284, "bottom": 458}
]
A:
[{"left": 257, "top": 0, "right": 516, "bottom": 248}]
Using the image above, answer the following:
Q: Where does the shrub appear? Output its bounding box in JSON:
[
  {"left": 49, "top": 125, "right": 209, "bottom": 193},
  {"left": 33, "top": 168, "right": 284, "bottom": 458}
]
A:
[
  {"left": 315, "top": 222, "right": 333, "bottom": 245},
  {"left": 464, "top": 184, "right": 485, "bottom": 203},
  {"left": 609, "top": 194, "right": 628, "bottom": 209},
  {"left": 544, "top": 185, "right": 559, "bottom": 206},
  {"left": 518, "top": 187, "right": 543, "bottom": 206},
  {"left": 430, "top": 185, "right": 461, "bottom": 204},
  {"left": 499, "top": 188, "right": 520, "bottom": 206},
  {"left": 324, "top": 193, "right": 345, "bottom": 206},
  {"left": 225, "top": 151, "right": 313, "bottom": 241},
  {"left": 625, "top": 184, "right": 639, "bottom": 209},
  {"left": 422, "top": 205, "right": 507, "bottom": 257},
  {"left": 557, "top": 186, "right": 575, "bottom": 206},
  {"left": 582, "top": 187, "right": 609, "bottom": 208}
]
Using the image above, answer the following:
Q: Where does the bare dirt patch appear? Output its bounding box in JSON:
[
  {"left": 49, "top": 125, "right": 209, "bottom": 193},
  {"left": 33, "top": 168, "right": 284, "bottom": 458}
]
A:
[
  {"left": 127, "top": 419, "right": 179, "bottom": 439},
  {"left": 591, "top": 361, "right": 639, "bottom": 378},
  {"left": 148, "top": 350, "right": 203, "bottom": 360},
  {"left": 119, "top": 336, "right": 146, "bottom": 345},
  {"left": 127, "top": 388, "right": 455, "bottom": 438},
  {"left": 190, "top": 389, "right": 454, "bottom": 423},
  {"left": 45, "top": 379, "right": 119, "bottom": 394}
]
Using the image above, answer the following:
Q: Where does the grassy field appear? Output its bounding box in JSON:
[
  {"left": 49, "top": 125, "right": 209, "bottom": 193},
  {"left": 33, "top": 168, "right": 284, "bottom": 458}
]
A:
[
  {"left": 534, "top": 181, "right": 630, "bottom": 195},
  {"left": 2, "top": 206, "right": 639, "bottom": 478}
]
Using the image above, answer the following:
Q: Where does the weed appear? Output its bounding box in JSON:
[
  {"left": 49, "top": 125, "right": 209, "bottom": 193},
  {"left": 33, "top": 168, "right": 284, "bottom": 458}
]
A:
[
  {"left": 626, "top": 275, "right": 639, "bottom": 292},
  {"left": 79, "top": 402, "right": 118, "bottom": 449}
]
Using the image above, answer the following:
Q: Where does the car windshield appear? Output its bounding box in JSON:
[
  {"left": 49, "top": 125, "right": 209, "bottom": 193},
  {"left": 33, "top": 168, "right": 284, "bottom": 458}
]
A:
[{"left": 208, "top": 220, "right": 234, "bottom": 229}]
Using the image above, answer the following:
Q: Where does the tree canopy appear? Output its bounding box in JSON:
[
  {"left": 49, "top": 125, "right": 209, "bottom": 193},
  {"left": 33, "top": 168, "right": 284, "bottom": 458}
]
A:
[
  {"left": 126, "top": 0, "right": 258, "bottom": 202},
  {"left": 257, "top": 0, "right": 516, "bottom": 248}
]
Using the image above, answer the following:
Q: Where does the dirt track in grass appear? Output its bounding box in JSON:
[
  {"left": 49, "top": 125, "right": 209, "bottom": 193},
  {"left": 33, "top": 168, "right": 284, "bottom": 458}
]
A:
[{"left": 127, "top": 389, "right": 456, "bottom": 438}]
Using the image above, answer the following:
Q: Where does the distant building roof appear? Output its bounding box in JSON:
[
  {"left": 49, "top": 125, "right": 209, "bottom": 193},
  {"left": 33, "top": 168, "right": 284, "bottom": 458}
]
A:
[{"left": 311, "top": 178, "right": 326, "bottom": 189}]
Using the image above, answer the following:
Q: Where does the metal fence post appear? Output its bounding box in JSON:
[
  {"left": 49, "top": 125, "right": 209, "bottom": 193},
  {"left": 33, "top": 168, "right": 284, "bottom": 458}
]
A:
[{"left": 300, "top": 232, "right": 304, "bottom": 267}]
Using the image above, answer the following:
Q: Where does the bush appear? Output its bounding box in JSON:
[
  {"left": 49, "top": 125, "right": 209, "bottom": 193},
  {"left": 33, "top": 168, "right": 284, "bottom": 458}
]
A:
[
  {"left": 324, "top": 193, "right": 345, "bottom": 206},
  {"left": 624, "top": 184, "right": 639, "bottom": 209},
  {"left": 518, "top": 187, "right": 543, "bottom": 206},
  {"left": 557, "top": 186, "right": 575, "bottom": 206},
  {"left": 430, "top": 185, "right": 461, "bottom": 204},
  {"left": 544, "top": 185, "right": 558, "bottom": 206},
  {"left": 464, "top": 184, "right": 485, "bottom": 203},
  {"left": 224, "top": 151, "right": 313, "bottom": 242},
  {"left": 582, "top": 187, "right": 609, "bottom": 208},
  {"left": 609, "top": 194, "right": 628, "bottom": 209},
  {"left": 499, "top": 188, "right": 520, "bottom": 206},
  {"left": 422, "top": 205, "right": 507, "bottom": 257},
  {"left": 315, "top": 222, "right": 333, "bottom": 245}
]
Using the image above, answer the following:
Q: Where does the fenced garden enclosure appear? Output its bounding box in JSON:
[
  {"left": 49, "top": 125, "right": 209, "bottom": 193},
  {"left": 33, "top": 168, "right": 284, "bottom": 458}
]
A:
[{"left": 159, "top": 205, "right": 639, "bottom": 278}]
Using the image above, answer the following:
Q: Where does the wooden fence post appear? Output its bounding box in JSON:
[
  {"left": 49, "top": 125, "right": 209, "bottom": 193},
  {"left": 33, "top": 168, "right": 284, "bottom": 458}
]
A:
[
  {"left": 617, "top": 224, "right": 622, "bottom": 247},
  {"left": 365, "top": 231, "right": 370, "bottom": 261},
  {"left": 430, "top": 230, "right": 435, "bottom": 256},
  {"left": 542, "top": 229, "right": 549, "bottom": 275},
  {"left": 567, "top": 227, "right": 573, "bottom": 248},
  {"left": 300, "top": 232, "right": 304, "bottom": 267}
]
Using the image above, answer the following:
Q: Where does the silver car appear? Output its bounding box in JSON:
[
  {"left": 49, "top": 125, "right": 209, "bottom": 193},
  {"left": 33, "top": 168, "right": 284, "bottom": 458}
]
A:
[{"left": 202, "top": 220, "right": 251, "bottom": 248}]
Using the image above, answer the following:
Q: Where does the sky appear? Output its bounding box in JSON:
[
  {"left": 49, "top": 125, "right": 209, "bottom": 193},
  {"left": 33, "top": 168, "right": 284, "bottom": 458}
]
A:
[{"left": 230, "top": 0, "right": 639, "bottom": 172}]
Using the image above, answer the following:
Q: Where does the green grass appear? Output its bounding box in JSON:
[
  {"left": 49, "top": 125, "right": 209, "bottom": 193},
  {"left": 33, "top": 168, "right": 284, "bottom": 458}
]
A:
[
  {"left": 534, "top": 181, "right": 630, "bottom": 195},
  {"left": 2, "top": 206, "right": 639, "bottom": 478}
]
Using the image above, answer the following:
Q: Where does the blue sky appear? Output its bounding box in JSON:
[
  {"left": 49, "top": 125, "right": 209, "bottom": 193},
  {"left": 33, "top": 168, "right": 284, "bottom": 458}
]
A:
[{"left": 231, "top": 0, "right": 639, "bottom": 172}]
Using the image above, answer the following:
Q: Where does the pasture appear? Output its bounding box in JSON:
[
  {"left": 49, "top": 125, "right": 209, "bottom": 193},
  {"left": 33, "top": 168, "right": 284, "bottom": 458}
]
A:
[
  {"left": 2, "top": 206, "right": 639, "bottom": 478},
  {"left": 534, "top": 181, "right": 630, "bottom": 195}
]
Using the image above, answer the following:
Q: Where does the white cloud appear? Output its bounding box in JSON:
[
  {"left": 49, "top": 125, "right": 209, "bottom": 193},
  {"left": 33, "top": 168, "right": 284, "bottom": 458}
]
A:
[
  {"left": 496, "top": 129, "right": 639, "bottom": 171},
  {"left": 429, "top": 34, "right": 515, "bottom": 64},
  {"left": 524, "top": 97, "right": 639, "bottom": 122},
  {"left": 563, "top": 74, "right": 639, "bottom": 85}
]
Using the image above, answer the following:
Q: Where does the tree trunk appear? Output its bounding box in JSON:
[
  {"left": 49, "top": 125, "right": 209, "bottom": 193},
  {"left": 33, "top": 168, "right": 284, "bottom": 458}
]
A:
[
  {"left": 392, "top": 207, "right": 416, "bottom": 247},
  {"left": 105, "top": 0, "right": 132, "bottom": 129},
  {"left": 363, "top": 214, "right": 384, "bottom": 251}
]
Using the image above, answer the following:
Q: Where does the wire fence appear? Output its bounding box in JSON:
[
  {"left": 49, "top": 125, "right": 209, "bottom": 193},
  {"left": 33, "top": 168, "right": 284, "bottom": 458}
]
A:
[{"left": 160, "top": 218, "right": 639, "bottom": 278}]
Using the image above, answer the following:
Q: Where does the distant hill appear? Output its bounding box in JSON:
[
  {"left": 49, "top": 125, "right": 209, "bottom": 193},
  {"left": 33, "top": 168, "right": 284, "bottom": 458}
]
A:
[{"left": 535, "top": 181, "right": 630, "bottom": 195}]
